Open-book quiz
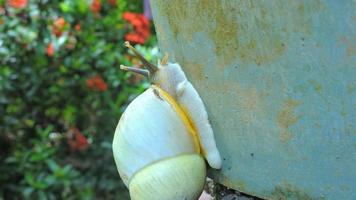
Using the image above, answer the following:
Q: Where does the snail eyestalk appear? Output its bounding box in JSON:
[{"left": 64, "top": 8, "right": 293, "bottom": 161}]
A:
[
  {"left": 120, "top": 65, "right": 150, "bottom": 77},
  {"left": 161, "top": 53, "right": 169, "bottom": 65},
  {"left": 124, "top": 41, "right": 158, "bottom": 74}
]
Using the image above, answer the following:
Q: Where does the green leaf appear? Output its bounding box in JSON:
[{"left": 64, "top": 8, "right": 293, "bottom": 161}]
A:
[
  {"left": 63, "top": 105, "right": 77, "bottom": 124},
  {"left": 24, "top": 119, "right": 35, "bottom": 127},
  {"left": 23, "top": 187, "right": 34, "bottom": 198},
  {"left": 25, "top": 173, "right": 35, "bottom": 186},
  {"left": 59, "top": 2, "right": 72, "bottom": 13},
  {"left": 46, "top": 160, "right": 59, "bottom": 173}
]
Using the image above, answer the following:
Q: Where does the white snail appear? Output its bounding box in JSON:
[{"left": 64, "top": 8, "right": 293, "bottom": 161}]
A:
[{"left": 112, "top": 42, "right": 221, "bottom": 200}]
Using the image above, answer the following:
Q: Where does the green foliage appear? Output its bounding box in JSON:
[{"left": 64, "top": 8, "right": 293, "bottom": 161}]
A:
[{"left": 0, "top": 1, "right": 159, "bottom": 199}]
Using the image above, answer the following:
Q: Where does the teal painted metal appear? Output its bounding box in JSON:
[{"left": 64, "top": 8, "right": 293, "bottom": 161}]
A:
[{"left": 150, "top": 1, "right": 355, "bottom": 199}]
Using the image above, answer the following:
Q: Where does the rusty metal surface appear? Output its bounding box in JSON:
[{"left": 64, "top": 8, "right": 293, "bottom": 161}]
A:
[{"left": 150, "top": 1, "right": 356, "bottom": 199}]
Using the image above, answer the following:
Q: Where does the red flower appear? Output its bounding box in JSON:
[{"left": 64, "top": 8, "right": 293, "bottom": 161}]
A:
[
  {"left": 86, "top": 75, "right": 108, "bottom": 92},
  {"left": 123, "top": 12, "right": 150, "bottom": 44},
  {"left": 7, "top": 0, "right": 27, "bottom": 9},
  {"left": 52, "top": 17, "right": 66, "bottom": 37},
  {"left": 74, "top": 24, "right": 81, "bottom": 31},
  {"left": 125, "top": 33, "right": 146, "bottom": 44},
  {"left": 46, "top": 43, "right": 54, "bottom": 57},
  {"left": 107, "top": 0, "right": 117, "bottom": 6},
  {"left": 90, "top": 0, "right": 101, "bottom": 14},
  {"left": 0, "top": 7, "right": 4, "bottom": 25},
  {"left": 0, "top": 6, "right": 5, "bottom": 14},
  {"left": 67, "top": 127, "right": 89, "bottom": 151}
]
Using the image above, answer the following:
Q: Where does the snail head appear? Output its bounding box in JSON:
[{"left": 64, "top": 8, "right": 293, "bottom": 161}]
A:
[{"left": 120, "top": 41, "right": 169, "bottom": 80}]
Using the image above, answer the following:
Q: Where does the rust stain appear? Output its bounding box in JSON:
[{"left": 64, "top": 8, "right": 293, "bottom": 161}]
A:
[
  {"left": 347, "top": 83, "right": 355, "bottom": 94},
  {"left": 180, "top": 58, "right": 205, "bottom": 81},
  {"left": 220, "top": 174, "right": 246, "bottom": 192},
  {"left": 206, "top": 81, "right": 267, "bottom": 126},
  {"left": 346, "top": 45, "right": 356, "bottom": 57},
  {"left": 337, "top": 36, "right": 356, "bottom": 57},
  {"left": 270, "top": 183, "right": 322, "bottom": 200},
  {"left": 309, "top": 80, "right": 323, "bottom": 93},
  {"left": 156, "top": 1, "right": 322, "bottom": 67},
  {"left": 314, "top": 84, "right": 322, "bottom": 93},
  {"left": 241, "top": 88, "right": 259, "bottom": 111},
  {"left": 238, "top": 87, "right": 266, "bottom": 124},
  {"left": 277, "top": 99, "right": 302, "bottom": 142},
  {"left": 201, "top": 1, "right": 239, "bottom": 68},
  {"left": 154, "top": 0, "right": 326, "bottom": 69},
  {"left": 222, "top": 81, "right": 267, "bottom": 123}
]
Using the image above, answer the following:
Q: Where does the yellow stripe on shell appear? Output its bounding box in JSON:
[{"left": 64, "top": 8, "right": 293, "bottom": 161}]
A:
[
  {"left": 151, "top": 85, "right": 201, "bottom": 154},
  {"left": 180, "top": 106, "right": 206, "bottom": 156}
]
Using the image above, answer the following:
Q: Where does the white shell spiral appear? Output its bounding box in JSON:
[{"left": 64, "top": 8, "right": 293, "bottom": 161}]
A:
[{"left": 113, "top": 86, "right": 206, "bottom": 199}]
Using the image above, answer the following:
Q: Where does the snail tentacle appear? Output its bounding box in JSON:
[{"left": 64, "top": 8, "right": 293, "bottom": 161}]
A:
[
  {"left": 124, "top": 41, "right": 158, "bottom": 74},
  {"left": 120, "top": 65, "right": 150, "bottom": 77}
]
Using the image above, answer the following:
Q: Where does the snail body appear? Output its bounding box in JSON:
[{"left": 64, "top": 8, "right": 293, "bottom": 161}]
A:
[
  {"left": 152, "top": 62, "right": 222, "bottom": 169},
  {"left": 113, "top": 42, "right": 221, "bottom": 200}
]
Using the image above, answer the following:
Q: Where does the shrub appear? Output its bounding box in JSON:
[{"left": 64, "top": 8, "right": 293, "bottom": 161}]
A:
[{"left": 0, "top": 0, "right": 159, "bottom": 199}]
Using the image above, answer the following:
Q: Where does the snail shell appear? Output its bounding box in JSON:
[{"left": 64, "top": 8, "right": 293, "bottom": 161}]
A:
[{"left": 113, "top": 86, "right": 206, "bottom": 199}]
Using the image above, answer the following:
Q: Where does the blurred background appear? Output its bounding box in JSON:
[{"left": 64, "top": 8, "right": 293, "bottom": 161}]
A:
[{"left": 0, "top": 0, "right": 160, "bottom": 199}]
